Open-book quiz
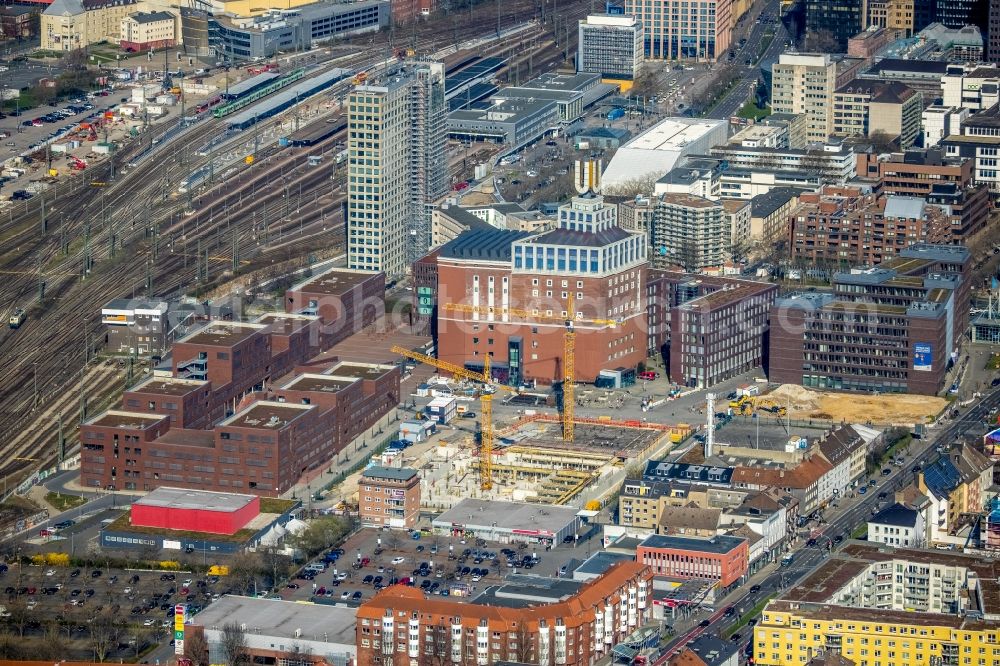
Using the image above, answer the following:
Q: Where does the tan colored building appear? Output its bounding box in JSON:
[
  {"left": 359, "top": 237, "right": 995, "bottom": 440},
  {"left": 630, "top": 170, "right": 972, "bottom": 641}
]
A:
[
  {"left": 42, "top": 0, "right": 140, "bottom": 50},
  {"left": 869, "top": 84, "right": 923, "bottom": 149},
  {"left": 748, "top": 187, "right": 802, "bottom": 246},
  {"left": 832, "top": 79, "right": 922, "bottom": 148},
  {"left": 358, "top": 466, "right": 421, "bottom": 529},
  {"left": 721, "top": 198, "right": 751, "bottom": 255},
  {"left": 120, "top": 10, "right": 174, "bottom": 51},
  {"left": 771, "top": 53, "right": 837, "bottom": 143}
]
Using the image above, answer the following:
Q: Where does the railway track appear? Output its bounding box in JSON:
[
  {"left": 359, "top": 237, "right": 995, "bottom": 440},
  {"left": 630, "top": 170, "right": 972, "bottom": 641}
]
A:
[{"left": 0, "top": 0, "right": 592, "bottom": 492}]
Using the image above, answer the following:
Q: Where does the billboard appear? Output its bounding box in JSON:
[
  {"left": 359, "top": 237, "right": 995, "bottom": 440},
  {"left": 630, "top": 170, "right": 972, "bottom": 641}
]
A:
[{"left": 913, "top": 343, "right": 932, "bottom": 372}]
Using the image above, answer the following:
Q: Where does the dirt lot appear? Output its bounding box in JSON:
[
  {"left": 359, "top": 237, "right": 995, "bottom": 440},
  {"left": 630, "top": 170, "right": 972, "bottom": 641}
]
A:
[{"left": 767, "top": 384, "right": 948, "bottom": 425}]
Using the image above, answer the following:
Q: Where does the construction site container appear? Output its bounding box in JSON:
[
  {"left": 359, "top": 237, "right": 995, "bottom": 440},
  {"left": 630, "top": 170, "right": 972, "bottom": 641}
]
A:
[{"left": 426, "top": 396, "right": 457, "bottom": 424}]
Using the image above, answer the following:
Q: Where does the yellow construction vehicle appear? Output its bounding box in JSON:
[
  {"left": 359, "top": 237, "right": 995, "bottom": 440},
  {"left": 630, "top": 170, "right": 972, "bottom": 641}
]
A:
[
  {"left": 390, "top": 345, "right": 517, "bottom": 490},
  {"left": 442, "top": 293, "right": 618, "bottom": 443},
  {"left": 729, "top": 394, "right": 750, "bottom": 410},
  {"left": 753, "top": 397, "right": 787, "bottom": 417}
]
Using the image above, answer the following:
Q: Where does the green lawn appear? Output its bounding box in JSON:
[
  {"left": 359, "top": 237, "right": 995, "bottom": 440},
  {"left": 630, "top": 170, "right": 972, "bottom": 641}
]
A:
[
  {"left": 737, "top": 102, "right": 770, "bottom": 120},
  {"left": 987, "top": 353, "right": 1000, "bottom": 370},
  {"left": 45, "top": 492, "right": 87, "bottom": 512},
  {"left": 851, "top": 524, "right": 868, "bottom": 539}
]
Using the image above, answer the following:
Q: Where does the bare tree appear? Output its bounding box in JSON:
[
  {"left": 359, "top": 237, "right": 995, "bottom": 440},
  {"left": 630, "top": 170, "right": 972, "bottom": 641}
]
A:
[
  {"left": 42, "top": 616, "right": 70, "bottom": 659},
  {"left": 227, "top": 551, "right": 260, "bottom": 596},
  {"left": 89, "top": 610, "right": 122, "bottom": 663},
  {"left": 602, "top": 173, "right": 661, "bottom": 198},
  {"left": 868, "top": 130, "right": 897, "bottom": 153},
  {"left": 509, "top": 621, "right": 535, "bottom": 663},
  {"left": 185, "top": 629, "right": 211, "bottom": 666},
  {"left": 0, "top": 627, "right": 23, "bottom": 659},
  {"left": 220, "top": 622, "right": 250, "bottom": 666},
  {"left": 6, "top": 597, "right": 30, "bottom": 637},
  {"left": 287, "top": 642, "right": 314, "bottom": 666},
  {"left": 257, "top": 545, "right": 292, "bottom": 590}
]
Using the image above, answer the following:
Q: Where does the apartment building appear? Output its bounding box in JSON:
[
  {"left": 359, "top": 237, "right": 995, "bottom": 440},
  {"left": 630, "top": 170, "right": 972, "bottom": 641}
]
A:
[
  {"left": 119, "top": 10, "right": 174, "bottom": 50},
  {"left": 358, "top": 466, "right": 420, "bottom": 529},
  {"left": 771, "top": 53, "right": 837, "bottom": 143},
  {"left": 347, "top": 62, "right": 447, "bottom": 276},
  {"left": 624, "top": 0, "right": 732, "bottom": 61},
  {"left": 754, "top": 543, "right": 1000, "bottom": 666},
  {"left": 918, "top": 444, "right": 994, "bottom": 545},
  {"left": 577, "top": 14, "right": 644, "bottom": 80},
  {"left": 80, "top": 266, "right": 398, "bottom": 496},
  {"left": 787, "top": 187, "right": 954, "bottom": 267},
  {"left": 748, "top": 187, "right": 804, "bottom": 246},
  {"left": 42, "top": 0, "right": 138, "bottom": 51},
  {"left": 832, "top": 79, "right": 922, "bottom": 148},
  {"left": 650, "top": 193, "right": 731, "bottom": 272},
  {"left": 80, "top": 361, "right": 400, "bottom": 494},
  {"left": 355, "top": 562, "right": 653, "bottom": 666},
  {"left": 284, "top": 267, "right": 385, "bottom": 348},
  {"left": 867, "top": 503, "right": 925, "bottom": 547}
]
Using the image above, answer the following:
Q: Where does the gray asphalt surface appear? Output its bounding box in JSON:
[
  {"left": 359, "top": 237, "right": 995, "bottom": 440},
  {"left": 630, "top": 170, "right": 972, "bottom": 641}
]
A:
[{"left": 706, "top": 0, "right": 787, "bottom": 120}]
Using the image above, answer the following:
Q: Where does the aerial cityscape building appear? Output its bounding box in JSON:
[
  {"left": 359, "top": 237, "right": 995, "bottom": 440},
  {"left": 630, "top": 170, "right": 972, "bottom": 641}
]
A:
[{"left": 4, "top": 4, "right": 1000, "bottom": 666}]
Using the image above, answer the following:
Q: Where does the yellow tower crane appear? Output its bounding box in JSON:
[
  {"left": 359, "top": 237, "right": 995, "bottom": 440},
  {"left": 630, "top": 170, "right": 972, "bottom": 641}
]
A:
[
  {"left": 442, "top": 293, "right": 618, "bottom": 443},
  {"left": 390, "top": 345, "right": 517, "bottom": 490}
]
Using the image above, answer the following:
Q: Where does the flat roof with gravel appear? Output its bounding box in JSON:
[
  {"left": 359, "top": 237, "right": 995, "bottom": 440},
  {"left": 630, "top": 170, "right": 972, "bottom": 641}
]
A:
[
  {"left": 433, "top": 498, "right": 579, "bottom": 534},
  {"left": 135, "top": 487, "right": 257, "bottom": 513}
]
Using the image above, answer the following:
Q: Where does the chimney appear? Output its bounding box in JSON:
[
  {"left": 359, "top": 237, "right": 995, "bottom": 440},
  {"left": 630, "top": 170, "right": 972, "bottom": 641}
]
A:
[{"left": 954, "top": 453, "right": 960, "bottom": 465}]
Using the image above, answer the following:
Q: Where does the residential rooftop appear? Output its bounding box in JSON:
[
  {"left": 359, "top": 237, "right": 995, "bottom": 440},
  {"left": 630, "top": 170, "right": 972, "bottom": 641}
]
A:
[
  {"left": 289, "top": 267, "right": 379, "bottom": 296},
  {"left": 361, "top": 466, "right": 418, "bottom": 482},
  {"left": 128, "top": 376, "right": 209, "bottom": 397},
  {"left": 328, "top": 360, "right": 395, "bottom": 380},
  {"left": 219, "top": 401, "right": 314, "bottom": 430},
  {"left": 87, "top": 410, "right": 166, "bottom": 429},
  {"left": 177, "top": 322, "right": 266, "bottom": 347},
  {"left": 281, "top": 373, "right": 357, "bottom": 392}
]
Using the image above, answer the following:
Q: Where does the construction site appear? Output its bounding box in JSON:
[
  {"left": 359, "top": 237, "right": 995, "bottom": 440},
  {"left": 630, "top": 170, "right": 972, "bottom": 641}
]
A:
[{"left": 390, "top": 345, "right": 690, "bottom": 511}]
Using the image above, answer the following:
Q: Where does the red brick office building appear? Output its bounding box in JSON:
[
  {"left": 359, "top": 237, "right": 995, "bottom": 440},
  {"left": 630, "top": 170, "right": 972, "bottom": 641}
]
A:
[
  {"left": 79, "top": 267, "right": 400, "bottom": 496},
  {"left": 636, "top": 533, "right": 749, "bottom": 589},
  {"left": 436, "top": 194, "right": 648, "bottom": 385}
]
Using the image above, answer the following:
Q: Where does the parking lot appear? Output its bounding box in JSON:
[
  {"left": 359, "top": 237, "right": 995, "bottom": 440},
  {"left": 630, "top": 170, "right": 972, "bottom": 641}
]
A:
[
  {"left": 279, "top": 526, "right": 603, "bottom": 607},
  {"left": 0, "top": 557, "right": 236, "bottom": 659}
]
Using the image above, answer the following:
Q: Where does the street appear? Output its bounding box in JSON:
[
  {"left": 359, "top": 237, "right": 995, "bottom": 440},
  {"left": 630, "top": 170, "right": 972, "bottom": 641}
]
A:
[
  {"left": 653, "top": 387, "right": 1000, "bottom": 664},
  {"left": 706, "top": 0, "right": 788, "bottom": 120}
]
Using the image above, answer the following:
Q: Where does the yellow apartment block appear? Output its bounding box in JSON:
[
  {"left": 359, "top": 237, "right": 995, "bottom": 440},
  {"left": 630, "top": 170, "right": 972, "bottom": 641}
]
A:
[{"left": 754, "top": 542, "right": 1000, "bottom": 666}]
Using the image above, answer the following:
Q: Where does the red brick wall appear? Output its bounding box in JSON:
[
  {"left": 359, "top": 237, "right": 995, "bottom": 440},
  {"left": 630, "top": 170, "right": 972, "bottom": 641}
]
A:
[{"left": 436, "top": 260, "right": 647, "bottom": 383}]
